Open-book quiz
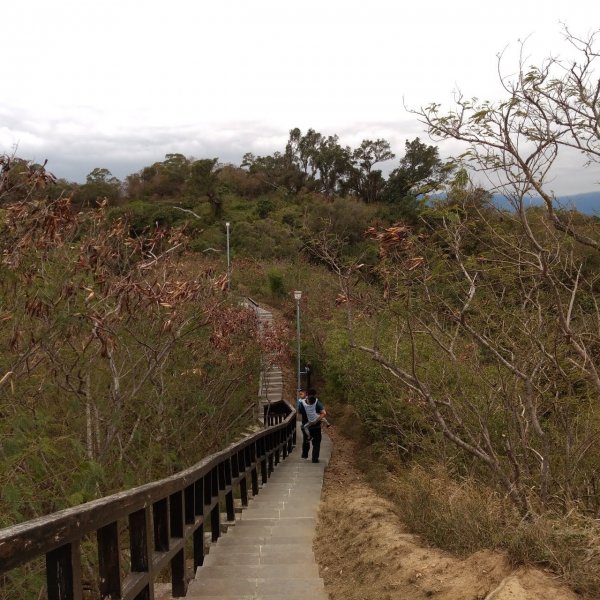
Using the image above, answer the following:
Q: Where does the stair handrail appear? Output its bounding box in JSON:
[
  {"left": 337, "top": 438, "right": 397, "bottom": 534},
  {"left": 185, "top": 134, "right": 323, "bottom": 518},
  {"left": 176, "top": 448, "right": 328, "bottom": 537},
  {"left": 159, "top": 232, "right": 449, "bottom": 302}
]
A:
[{"left": 0, "top": 399, "right": 296, "bottom": 600}]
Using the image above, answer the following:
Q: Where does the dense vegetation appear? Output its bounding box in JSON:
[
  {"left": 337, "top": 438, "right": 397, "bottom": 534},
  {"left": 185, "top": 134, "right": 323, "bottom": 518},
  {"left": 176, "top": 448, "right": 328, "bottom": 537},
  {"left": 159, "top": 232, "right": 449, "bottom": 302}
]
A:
[{"left": 1, "top": 26, "right": 599, "bottom": 599}]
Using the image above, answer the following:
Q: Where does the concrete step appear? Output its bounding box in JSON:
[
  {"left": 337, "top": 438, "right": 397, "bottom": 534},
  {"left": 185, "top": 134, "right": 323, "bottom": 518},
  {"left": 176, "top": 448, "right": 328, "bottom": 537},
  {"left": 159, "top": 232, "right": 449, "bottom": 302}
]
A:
[
  {"left": 203, "top": 554, "right": 317, "bottom": 567},
  {"left": 204, "top": 549, "right": 316, "bottom": 563},
  {"left": 188, "top": 596, "right": 328, "bottom": 600},
  {"left": 212, "top": 535, "right": 325, "bottom": 548},
  {"left": 197, "top": 563, "right": 320, "bottom": 576},
  {"left": 186, "top": 577, "right": 326, "bottom": 598},
  {"left": 187, "top": 594, "right": 328, "bottom": 600}
]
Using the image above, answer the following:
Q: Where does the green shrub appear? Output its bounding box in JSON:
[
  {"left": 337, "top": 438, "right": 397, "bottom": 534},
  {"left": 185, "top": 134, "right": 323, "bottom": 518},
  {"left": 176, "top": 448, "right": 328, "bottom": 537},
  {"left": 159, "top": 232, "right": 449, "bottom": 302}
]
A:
[
  {"left": 305, "top": 197, "right": 376, "bottom": 246},
  {"left": 231, "top": 220, "right": 300, "bottom": 259},
  {"left": 109, "top": 201, "right": 184, "bottom": 233},
  {"left": 280, "top": 208, "right": 299, "bottom": 227},
  {"left": 256, "top": 198, "right": 274, "bottom": 218},
  {"left": 267, "top": 269, "right": 286, "bottom": 297},
  {"left": 188, "top": 226, "right": 227, "bottom": 254}
]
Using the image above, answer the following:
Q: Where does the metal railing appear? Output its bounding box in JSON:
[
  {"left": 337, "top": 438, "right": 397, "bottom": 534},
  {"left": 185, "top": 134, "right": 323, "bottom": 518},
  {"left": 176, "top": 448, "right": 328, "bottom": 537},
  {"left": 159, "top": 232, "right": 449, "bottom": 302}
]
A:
[{"left": 0, "top": 400, "right": 296, "bottom": 600}]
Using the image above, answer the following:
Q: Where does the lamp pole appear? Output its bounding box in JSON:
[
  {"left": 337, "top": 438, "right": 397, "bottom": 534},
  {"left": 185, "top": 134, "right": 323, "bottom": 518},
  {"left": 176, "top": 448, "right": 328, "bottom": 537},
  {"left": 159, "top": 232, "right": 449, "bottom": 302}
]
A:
[
  {"left": 225, "top": 221, "right": 231, "bottom": 290},
  {"left": 294, "top": 290, "right": 302, "bottom": 392}
]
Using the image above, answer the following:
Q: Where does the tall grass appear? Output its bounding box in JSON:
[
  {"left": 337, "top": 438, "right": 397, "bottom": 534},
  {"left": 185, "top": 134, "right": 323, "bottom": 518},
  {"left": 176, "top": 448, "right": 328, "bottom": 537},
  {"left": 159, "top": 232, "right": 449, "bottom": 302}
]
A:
[{"left": 358, "top": 444, "right": 600, "bottom": 597}]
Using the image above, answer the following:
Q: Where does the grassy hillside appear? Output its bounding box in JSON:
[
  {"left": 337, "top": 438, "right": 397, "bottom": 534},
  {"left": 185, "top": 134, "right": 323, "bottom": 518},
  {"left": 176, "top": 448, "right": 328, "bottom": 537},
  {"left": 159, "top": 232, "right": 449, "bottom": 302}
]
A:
[{"left": 4, "top": 172, "right": 600, "bottom": 597}]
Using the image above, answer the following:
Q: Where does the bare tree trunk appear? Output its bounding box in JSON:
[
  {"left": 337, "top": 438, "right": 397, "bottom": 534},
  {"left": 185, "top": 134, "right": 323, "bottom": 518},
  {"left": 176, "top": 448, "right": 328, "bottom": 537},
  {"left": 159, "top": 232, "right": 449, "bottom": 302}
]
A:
[{"left": 84, "top": 372, "right": 96, "bottom": 461}]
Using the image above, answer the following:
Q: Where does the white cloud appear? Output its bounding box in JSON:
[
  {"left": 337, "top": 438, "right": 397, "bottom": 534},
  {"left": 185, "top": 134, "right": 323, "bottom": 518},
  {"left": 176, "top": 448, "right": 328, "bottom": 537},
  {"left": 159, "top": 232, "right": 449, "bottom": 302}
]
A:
[{"left": 0, "top": 0, "right": 598, "bottom": 193}]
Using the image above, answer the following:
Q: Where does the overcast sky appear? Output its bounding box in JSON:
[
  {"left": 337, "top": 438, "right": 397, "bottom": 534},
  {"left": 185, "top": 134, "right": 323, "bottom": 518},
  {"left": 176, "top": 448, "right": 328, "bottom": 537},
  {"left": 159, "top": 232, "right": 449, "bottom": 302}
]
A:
[{"left": 1, "top": 0, "right": 598, "bottom": 195}]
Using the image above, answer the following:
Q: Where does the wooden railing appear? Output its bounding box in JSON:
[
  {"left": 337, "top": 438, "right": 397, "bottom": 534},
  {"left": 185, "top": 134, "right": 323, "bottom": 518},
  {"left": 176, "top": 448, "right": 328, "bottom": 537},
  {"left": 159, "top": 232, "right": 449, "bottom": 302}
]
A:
[
  {"left": 0, "top": 400, "right": 296, "bottom": 600},
  {"left": 264, "top": 400, "right": 294, "bottom": 427}
]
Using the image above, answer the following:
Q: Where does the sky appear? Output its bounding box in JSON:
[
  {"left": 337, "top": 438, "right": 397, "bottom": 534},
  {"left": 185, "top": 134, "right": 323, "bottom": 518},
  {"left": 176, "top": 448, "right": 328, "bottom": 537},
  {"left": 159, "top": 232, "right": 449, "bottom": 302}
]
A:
[{"left": 1, "top": 0, "right": 599, "bottom": 195}]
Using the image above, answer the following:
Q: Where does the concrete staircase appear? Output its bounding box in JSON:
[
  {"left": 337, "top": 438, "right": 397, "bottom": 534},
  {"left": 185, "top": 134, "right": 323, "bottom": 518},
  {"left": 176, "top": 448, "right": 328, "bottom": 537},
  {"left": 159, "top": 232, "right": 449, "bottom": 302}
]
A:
[
  {"left": 184, "top": 299, "right": 331, "bottom": 599},
  {"left": 234, "top": 299, "right": 284, "bottom": 429},
  {"left": 186, "top": 424, "right": 332, "bottom": 599},
  {"left": 250, "top": 303, "right": 284, "bottom": 417}
]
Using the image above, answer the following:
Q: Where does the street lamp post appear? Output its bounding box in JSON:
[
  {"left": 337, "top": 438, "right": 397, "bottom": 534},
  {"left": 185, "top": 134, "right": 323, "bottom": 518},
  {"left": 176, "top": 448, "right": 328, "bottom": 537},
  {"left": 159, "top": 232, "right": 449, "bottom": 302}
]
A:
[
  {"left": 294, "top": 290, "right": 302, "bottom": 393},
  {"left": 225, "top": 222, "right": 231, "bottom": 290},
  {"left": 304, "top": 362, "right": 312, "bottom": 390}
]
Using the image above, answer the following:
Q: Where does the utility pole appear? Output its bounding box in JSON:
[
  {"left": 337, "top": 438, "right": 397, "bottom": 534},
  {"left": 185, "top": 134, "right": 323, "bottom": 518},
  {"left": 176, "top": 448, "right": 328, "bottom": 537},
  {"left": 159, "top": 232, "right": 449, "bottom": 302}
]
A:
[
  {"left": 225, "top": 221, "right": 231, "bottom": 290},
  {"left": 294, "top": 290, "right": 302, "bottom": 392}
]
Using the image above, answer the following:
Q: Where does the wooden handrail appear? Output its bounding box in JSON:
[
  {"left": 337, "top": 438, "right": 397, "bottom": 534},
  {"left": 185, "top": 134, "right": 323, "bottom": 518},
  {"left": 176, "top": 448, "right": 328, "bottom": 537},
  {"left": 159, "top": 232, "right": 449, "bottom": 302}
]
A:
[{"left": 0, "top": 399, "right": 297, "bottom": 600}]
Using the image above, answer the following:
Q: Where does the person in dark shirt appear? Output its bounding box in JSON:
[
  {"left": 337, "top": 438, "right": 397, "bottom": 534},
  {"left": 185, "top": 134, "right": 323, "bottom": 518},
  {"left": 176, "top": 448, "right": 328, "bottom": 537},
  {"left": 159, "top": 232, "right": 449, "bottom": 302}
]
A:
[{"left": 298, "top": 389, "right": 327, "bottom": 463}]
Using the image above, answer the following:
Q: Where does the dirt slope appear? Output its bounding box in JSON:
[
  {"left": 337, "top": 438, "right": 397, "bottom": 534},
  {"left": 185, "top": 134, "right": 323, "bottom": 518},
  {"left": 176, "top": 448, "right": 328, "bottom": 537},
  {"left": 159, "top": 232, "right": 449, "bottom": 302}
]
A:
[{"left": 314, "top": 428, "right": 579, "bottom": 600}]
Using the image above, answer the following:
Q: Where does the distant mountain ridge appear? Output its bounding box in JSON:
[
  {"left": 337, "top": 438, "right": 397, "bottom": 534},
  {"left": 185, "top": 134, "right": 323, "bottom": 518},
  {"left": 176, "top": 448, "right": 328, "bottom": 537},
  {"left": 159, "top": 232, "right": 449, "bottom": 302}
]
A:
[{"left": 492, "top": 191, "right": 600, "bottom": 215}]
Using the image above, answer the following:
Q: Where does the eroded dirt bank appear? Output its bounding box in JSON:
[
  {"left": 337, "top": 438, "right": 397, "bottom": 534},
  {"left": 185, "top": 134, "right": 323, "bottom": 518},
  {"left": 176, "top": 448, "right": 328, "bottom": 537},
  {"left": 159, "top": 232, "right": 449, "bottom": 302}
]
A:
[{"left": 314, "top": 428, "right": 579, "bottom": 600}]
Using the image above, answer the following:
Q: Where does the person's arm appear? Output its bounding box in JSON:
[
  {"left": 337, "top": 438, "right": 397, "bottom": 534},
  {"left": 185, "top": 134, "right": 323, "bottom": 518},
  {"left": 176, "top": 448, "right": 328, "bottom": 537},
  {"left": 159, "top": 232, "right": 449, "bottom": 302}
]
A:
[{"left": 310, "top": 400, "right": 326, "bottom": 424}]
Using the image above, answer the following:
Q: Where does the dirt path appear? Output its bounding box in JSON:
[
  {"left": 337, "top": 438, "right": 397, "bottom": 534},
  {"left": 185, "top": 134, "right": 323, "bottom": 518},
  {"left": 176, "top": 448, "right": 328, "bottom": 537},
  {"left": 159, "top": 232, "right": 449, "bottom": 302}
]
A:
[{"left": 314, "top": 428, "right": 579, "bottom": 600}]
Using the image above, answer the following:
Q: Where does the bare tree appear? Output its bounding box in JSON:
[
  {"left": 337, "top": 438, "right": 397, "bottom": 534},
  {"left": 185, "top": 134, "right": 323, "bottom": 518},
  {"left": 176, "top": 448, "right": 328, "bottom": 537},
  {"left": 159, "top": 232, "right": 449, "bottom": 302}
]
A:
[
  {"left": 414, "top": 26, "right": 600, "bottom": 250},
  {"left": 311, "top": 179, "right": 600, "bottom": 517}
]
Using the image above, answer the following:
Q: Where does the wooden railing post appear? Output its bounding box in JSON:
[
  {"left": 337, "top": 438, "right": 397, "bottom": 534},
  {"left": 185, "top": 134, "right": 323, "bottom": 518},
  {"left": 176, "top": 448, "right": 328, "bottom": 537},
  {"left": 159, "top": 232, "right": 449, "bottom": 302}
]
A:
[
  {"left": 169, "top": 491, "right": 186, "bottom": 597},
  {"left": 210, "top": 468, "right": 220, "bottom": 542},
  {"left": 239, "top": 475, "right": 248, "bottom": 507},
  {"left": 184, "top": 484, "right": 195, "bottom": 525},
  {"left": 225, "top": 459, "right": 235, "bottom": 522},
  {"left": 203, "top": 472, "right": 212, "bottom": 508},
  {"left": 249, "top": 443, "right": 259, "bottom": 495},
  {"left": 260, "top": 438, "right": 268, "bottom": 485},
  {"left": 129, "top": 507, "right": 153, "bottom": 600},
  {"left": 46, "top": 542, "right": 82, "bottom": 600},
  {"left": 194, "top": 478, "right": 205, "bottom": 570},
  {"left": 211, "top": 468, "right": 219, "bottom": 503},
  {"left": 153, "top": 498, "right": 169, "bottom": 553},
  {"left": 239, "top": 449, "right": 249, "bottom": 507},
  {"left": 97, "top": 521, "right": 121, "bottom": 600},
  {"left": 268, "top": 433, "right": 274, "bottom": 476}
]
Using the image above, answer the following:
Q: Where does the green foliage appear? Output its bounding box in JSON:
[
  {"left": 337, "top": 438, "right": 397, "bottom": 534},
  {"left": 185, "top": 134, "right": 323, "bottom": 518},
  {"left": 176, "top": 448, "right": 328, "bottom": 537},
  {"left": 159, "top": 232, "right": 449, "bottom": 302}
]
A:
[
  {"left": 383, "top": 137, "right": 452, "bottom": 205},
  {"left": 188, "top": 227, "right": 226, "bottom": 253},
  {"left": 279, "top": 206, "right": 300, "bottom": 227},
  {"left": 267, "top": 269, "right": 286, "bottom": 297},
  {"left": 109, "top": 200, "right": 184, "bottom": 232},
  {"left": 256, "top": 197, "right": 274, "bottom": 218},
  {"left": 125, "top": 153, "right": 191, "bottom": 198},
  {"left": 321, "top": 319, "right": 428, "bottom": 457},
  {"left": 375, "top": 195, "right": 423, "bottom": 224},
  {"left": 217, "top": 164, "right": 268, "bottom": 197},
  {"left": 0, "top": 197, "right": 263, "bottom": 547},
  {"left": 304, "top": 196, "right": 375, "bottom": 246},
  {"left": 71, "top": 167, "right": 122, "bottom": 207},
  {"left": 232, "top": 219, "right": 300, "bottom": 259}
]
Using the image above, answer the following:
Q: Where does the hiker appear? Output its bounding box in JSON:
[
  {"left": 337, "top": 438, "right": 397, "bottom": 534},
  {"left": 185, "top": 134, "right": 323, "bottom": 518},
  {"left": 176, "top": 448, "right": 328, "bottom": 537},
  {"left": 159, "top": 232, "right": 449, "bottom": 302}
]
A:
[
  {"left": 299, "top": 389, "right": 328, "bottom": 463},
  {"left": 298, "top": 387, "right": 330, "bottom": 430},
  {"left": 301, "top": 387, "right": 331, "bottom": 435}
]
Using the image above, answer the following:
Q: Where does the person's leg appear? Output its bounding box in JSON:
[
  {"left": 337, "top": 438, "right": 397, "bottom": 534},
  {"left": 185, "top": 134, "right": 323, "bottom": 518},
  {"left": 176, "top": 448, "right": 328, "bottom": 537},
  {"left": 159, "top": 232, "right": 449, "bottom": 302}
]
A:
[
  {"left": 302, "top": 422, "right": 312, "bottom": 440},
  {"left": 301, "top": 427, "right": 310, "bottom": 458},
  {"left": 310, "top": 426, "right": 322, "bottom": 462}
]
